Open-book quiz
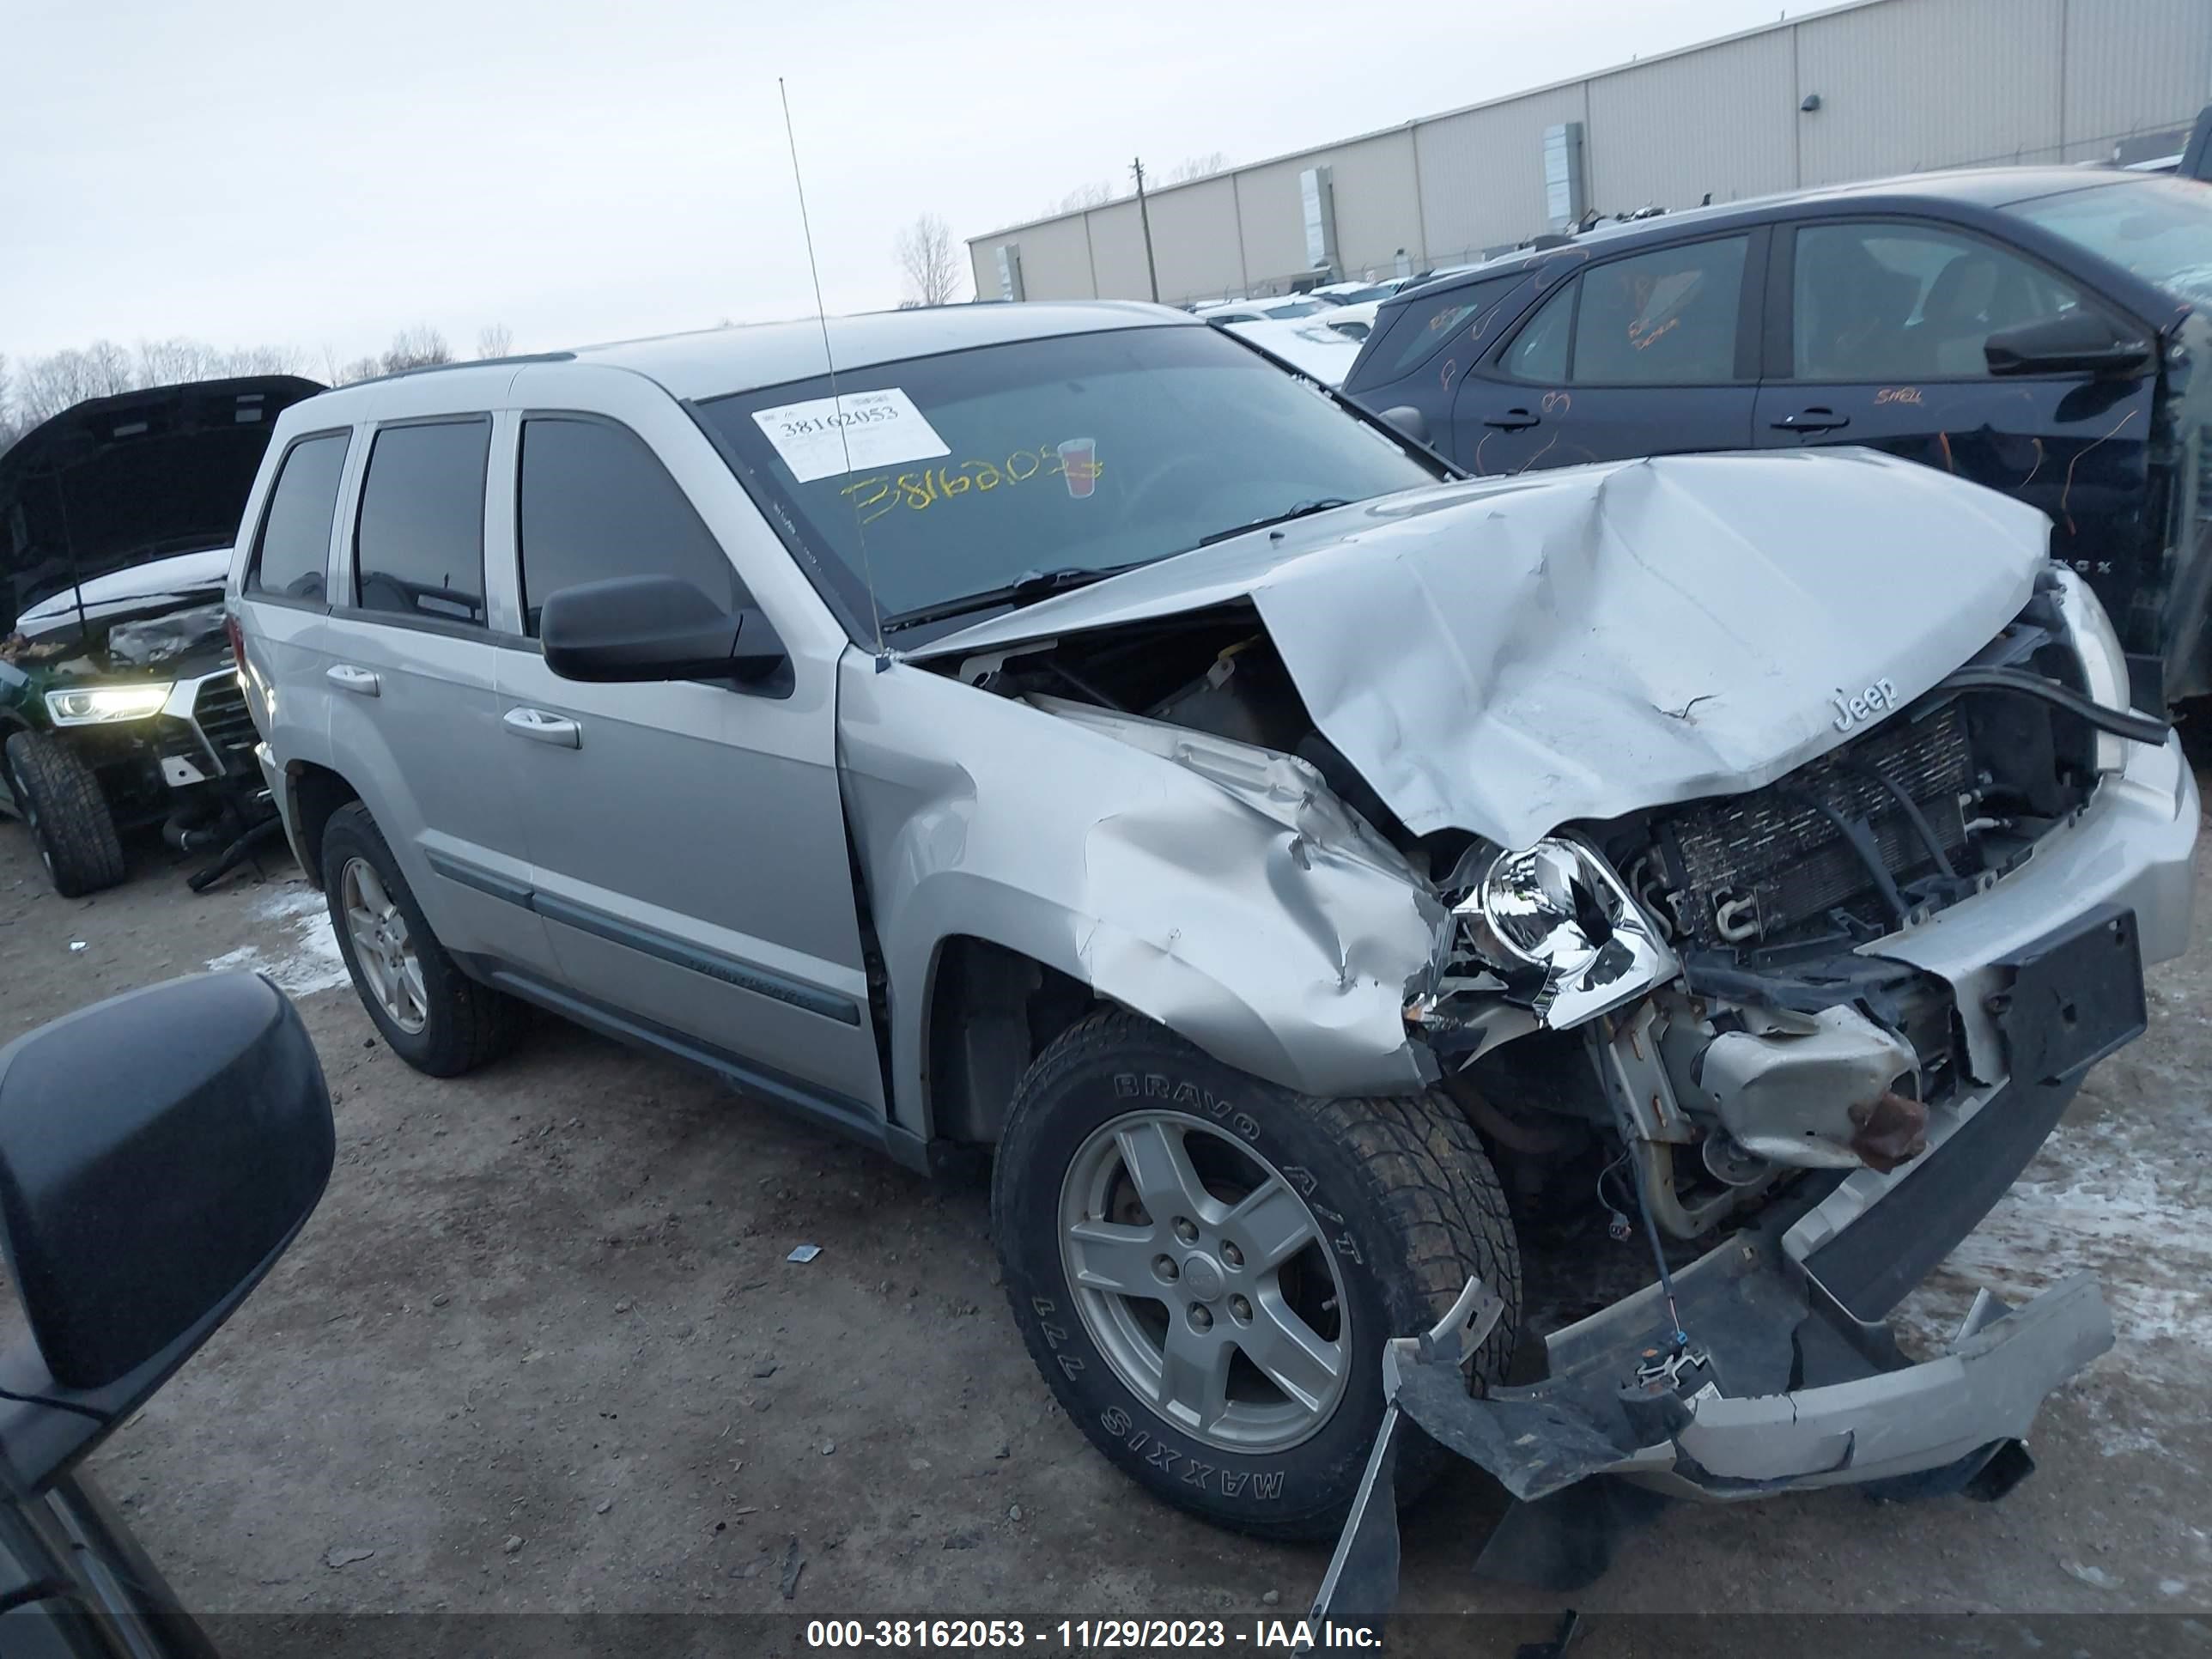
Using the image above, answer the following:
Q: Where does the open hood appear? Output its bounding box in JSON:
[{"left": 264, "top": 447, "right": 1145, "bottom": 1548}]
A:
[
  {"left": 0, "top": 375, "right": 324, "bottom": 635},
  {"left": 908, "top": 449, "right": 2050, "bottom": 848}
]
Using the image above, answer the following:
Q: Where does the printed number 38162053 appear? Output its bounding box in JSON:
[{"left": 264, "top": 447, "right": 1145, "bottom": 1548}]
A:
[{"left": 838, "top": 445, "right": 1098, "bottom": 526}]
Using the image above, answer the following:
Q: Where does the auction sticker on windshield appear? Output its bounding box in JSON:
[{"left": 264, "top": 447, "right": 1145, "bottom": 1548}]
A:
[{"left": 751, "top": 388, "right": 951, "bottom": 483}]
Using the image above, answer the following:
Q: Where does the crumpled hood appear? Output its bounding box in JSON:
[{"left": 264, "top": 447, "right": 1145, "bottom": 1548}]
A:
[{"left": 910, "top": 448, "right": 2049, "bottom": 848}]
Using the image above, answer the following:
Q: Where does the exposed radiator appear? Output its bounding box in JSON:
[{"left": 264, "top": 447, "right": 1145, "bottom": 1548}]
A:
[{"left": 1661, "top": 703, "right": 1976, "bottom": 948}]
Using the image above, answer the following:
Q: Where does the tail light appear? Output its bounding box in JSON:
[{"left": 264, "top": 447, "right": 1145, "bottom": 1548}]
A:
[{"left": 224, "top": 611, "right": 246, "bottom": 677}]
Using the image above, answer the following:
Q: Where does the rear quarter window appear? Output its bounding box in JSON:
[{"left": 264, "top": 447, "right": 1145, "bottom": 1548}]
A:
[{"left": 246, "top": 431, "right": 350, "bottom": 602}]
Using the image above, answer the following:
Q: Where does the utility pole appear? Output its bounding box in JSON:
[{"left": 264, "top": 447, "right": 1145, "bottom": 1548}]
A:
[{"left": 1132, "top": 156, "right": 1161, "bottom": 303}]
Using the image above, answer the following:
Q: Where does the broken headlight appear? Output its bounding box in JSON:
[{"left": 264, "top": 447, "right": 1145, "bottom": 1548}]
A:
[
  {"left": 1455, "top": 838, "right": 1677, "bottom": 1029},
  {"left": 2051, "top": 566, "right": 2131, "bottom": 775},
  {"left": 45, "top": 683, "right": 173, "bottom": 726}
]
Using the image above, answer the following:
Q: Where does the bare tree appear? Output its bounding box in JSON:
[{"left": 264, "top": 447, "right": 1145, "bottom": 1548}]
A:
[
  {"left": 336, "top": 356, "right": 382, "bottom": 385},
  {"left": 893, "top": 214, "right": 964, "bottom": 307},
  {"left": 476, "top": 323, "right": 514, "bottom": 361},
  {"left": 1053, "top": 179, "right": 1115, "bottom": 216},
  {"left": 380, "top": 325, "right": 452, "bottom": 375},
  {"left": 1164, "top": 152, "right": 1230, "bottom": 185}
]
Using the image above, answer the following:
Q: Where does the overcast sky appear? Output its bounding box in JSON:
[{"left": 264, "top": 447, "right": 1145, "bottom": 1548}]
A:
[{"left": 4, "top": 0, "right": 1808, "bottom": 368}]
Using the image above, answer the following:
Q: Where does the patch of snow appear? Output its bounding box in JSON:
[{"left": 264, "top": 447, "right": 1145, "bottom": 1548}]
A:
[
  {"left": 1897, "top": 1111, "right": 2212, "bottom": 1388},
  {"left": 204, "top": 884, "right": 349, "bottom": 998}
]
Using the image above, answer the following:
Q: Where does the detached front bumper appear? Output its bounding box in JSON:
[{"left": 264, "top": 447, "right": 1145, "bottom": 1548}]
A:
[{"left": 1310, "top": 735, "right": 2194, "bottom": 1626}]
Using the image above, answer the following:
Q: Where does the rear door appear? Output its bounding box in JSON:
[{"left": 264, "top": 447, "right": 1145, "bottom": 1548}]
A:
[
  {"left": 490, "top": 367, "right": 884, "bottom": 1124},
  {"left": 1754, "top": 216, "right": 2157, "bottom": 620},
  {"left": 322, "top": 410, "right": 552, "bottom": 973},
  {"left": 1451, "top": 231, "right": 1764, "bottom": 475}
]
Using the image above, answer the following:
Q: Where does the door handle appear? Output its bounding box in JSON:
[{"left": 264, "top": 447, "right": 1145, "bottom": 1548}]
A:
[
  {"left": 502, "top": 707, "right": 581, "bottom": 749},
  {"left": 1483, "top": 408, "right": 1540, "bottom": 430},
  {"left": 1771, "top": 407, "right": 1850, "bottom": 432},
  {"left": 326, "top": 664, "right": 380, "bottom": 696}
]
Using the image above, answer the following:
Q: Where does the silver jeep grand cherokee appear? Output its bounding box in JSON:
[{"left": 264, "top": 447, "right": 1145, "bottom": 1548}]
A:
[{"left": 228, "top": 304, "right": 2195, "bottom": 1603}]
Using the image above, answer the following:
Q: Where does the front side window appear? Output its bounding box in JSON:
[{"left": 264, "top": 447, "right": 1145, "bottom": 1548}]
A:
[
  {"left": 517, "top": 417, "right": 739, "bottom": 635},
  {"left": 1499, "top": 281, "right": 1574, "bottom": 382},
  {"left": 1793, "top": 222, "right": 2085, "bottom": 380},
  {"left": 1570, "top": 237, "right": 1748, "bottom": 385},
  {"left": 353, "top": 420, "right": 490, "bottom": 625},
  {"left": 246, "top": 431, "right": 349, "bottom": 601},
  {"left": 1373, "top": 274, "right": 1527, "bottom": 380},
  {"left": 698, "top": 325, "right": 1441, "bottom": 640}
]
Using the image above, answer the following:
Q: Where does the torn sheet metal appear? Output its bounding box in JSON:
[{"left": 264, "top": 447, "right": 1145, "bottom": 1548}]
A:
[
  {"left": 908, "top": 449, "right": 2046, "bottom": 848},
  {"left": 836, "top": 661, "right": 1449, "bottom": 1136}
]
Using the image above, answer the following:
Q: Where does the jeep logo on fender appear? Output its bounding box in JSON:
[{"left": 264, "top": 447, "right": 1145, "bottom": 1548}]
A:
[{"left": 1831, "top": 677, "right": 1899, "bottom": 733}]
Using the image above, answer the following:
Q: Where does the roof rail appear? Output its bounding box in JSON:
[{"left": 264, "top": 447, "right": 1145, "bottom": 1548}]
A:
[{"left": 334, "top": 350, "right": 576, "bottom": 391}]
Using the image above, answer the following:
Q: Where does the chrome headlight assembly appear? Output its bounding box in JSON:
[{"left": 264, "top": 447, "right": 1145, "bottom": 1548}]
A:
[
  {"left": 1455, "top": 837, "right": 1677, "bottom": 1030},
  {"left": 44, "top": 683, "right": 173, "bottom": 726},
  {"left": 2051, "top": 566, "right": 2132, "bottom": 775}
]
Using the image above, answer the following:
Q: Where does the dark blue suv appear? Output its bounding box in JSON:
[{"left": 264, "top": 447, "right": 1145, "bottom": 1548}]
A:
[{"left": 1341, "top": 167, "right": 2212, "bottom": 702}]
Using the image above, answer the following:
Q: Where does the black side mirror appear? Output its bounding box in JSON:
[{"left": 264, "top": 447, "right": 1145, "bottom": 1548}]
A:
[
  {"left": 1378, "top": 404, "right": 1431, "bottom": 444},
  {"left": 1984, "top": 312, "right": 2152, "bottom": 378},
  {"left": 0, "top": 973, "right": 333, "bottom": 1490},
  {"left": 541, "top": 575, "right": 787, "bottom": 687}
]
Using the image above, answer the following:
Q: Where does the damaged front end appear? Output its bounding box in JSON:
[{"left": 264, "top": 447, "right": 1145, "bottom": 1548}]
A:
[{"left": 1313, "top": 569, "right": 2197, "bottom": 1619}]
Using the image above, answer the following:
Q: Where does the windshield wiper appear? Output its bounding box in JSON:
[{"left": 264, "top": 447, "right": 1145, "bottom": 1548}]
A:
[
  {"left": 1196, "top": 497, "right": 1354, "bottom": 547},
  {"left": 878, "top": 562, "right": 1154, "bottom": 633}
]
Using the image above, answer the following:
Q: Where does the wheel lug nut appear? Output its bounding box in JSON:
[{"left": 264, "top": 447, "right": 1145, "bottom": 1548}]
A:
[
  {"left": 1173, "top": 1218, "right": 1199, "bottom": 1245},
  {"left": 1154, "top": 1255, "right": 1179, "bottom": 1281},
  {"left": 1230, "top": 1295, "right": 1252, "bottom": 1322},
  {"left": 1189, "top": 1304, "right": 1213, "bottom": 1333},
  {"left": 1221, "top": 1242, "right": 1243, "bottom": 1268}
]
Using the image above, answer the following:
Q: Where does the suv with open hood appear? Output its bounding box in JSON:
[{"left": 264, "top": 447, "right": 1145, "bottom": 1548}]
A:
[
  {"left": 0, "top": 375, "right": 323, "bottom": 895},
  {"left": 228, "top": 307, "right": 2194, "bottom": 1610}
]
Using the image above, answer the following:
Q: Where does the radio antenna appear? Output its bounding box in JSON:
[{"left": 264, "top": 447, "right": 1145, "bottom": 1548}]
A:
[{"left": 779, "top": 76, "right": 888, "bottom": 665}]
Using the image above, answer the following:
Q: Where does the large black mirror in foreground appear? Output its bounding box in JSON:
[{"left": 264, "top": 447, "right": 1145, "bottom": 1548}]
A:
[{"left": 0, "top": 973, "right": 333, "bottom": 1490}]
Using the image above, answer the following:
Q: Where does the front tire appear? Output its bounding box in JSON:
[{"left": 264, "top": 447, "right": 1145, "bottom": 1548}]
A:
[
  {"left": 321, "top": 801, "right": 521, "bottom": 1076},
  {"left": 5, "top": 731, "right": 126, "bottom": 897},
  {"left": 992, "top": 1010, "right": 1520, "bottom": 1540}
]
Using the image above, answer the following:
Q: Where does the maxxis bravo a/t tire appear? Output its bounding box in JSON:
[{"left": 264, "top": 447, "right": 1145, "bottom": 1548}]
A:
[
  {"left": 4, "top": 730, "right": 126, "bottom": 898},
  {"left": 321, "top": 801, "right": 522, "bottom": 1076},
  {"left": 992, "top": 1008, "right": 1521, "bottom": 1540}
]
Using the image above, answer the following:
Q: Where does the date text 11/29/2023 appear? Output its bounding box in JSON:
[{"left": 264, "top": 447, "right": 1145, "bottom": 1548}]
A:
[{"left": 803, "top": 1619, "right": 1381, "bottom": 1650}]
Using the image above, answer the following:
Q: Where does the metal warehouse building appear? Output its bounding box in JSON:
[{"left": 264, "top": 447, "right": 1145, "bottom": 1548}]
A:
[{"left": 967, "top": 0, "right": 2212, "bottom": 307}]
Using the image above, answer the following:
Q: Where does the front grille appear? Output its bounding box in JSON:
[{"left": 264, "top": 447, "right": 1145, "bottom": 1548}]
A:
[
  {"left": 1660, "top": 704, "right": 1976, "bottom": 949},
  {"left": 189, "top": 674, "right": 258, "bottom": 775}
]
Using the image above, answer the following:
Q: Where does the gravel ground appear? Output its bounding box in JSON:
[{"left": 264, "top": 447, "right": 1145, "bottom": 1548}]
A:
[{"left": 0, "top": 764, "right": 2208, "bottom": 1645}]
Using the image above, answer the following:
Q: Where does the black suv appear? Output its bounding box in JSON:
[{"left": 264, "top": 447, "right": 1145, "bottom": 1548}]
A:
[{"left": 1342, "top": 167, "right": 2212, "bottom": 702}]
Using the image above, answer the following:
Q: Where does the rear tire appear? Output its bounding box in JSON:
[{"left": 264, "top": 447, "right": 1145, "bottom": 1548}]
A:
[
  {"left": 5, "top": 731, "right": 126, "bottom": 897},
  {"left": 992, "top": 1009, "right": 1521, "bottom": 1540},
  {"left": 321, "top": 801, "right": 521, "bottom": 1075}
]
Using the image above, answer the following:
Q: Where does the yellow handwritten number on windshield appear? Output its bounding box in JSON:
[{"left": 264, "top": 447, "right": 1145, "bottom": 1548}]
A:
[{"left": 838, "top": 446, "right": 1098, "bottom": 526}]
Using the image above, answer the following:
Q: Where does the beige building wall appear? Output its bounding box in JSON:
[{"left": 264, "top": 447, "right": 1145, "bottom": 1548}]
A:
[{"left": 967, "top": 0, "right": 2212, "bottom": 305}]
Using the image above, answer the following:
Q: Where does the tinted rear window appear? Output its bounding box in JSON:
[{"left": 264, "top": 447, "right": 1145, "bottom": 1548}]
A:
[
  {"left": 354, "top": 420, "right": 490, "bottom": 625},
  {"left": 517, "top": 417, "right": 739, "bottom": 635},
  {"left": 246, "top": 432, "right": 349, "bottom": 601}
]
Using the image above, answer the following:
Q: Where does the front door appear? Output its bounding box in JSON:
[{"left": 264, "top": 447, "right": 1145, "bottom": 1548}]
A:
[
  {"left": 490, "top": 396, "right": 884, "bottom": 1122},
  {"left": 1755, "top": 218, "right": 2158, "bottom": 642},
  {"left": 1452, "top": 231, "right": 1764, "bottom": 476}
]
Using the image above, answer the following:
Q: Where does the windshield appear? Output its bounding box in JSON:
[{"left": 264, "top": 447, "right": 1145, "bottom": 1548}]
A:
[
  {"left": 698, "top": 324, "right": 1441, "bottom": 636},
  {"left": 2006, "top": 177, "right": 2212, "bottom": 307}
]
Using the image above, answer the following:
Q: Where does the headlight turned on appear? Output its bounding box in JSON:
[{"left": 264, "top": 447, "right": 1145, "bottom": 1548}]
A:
[{"left": 43, "top": 683, "right": 173, "bottom": 726}]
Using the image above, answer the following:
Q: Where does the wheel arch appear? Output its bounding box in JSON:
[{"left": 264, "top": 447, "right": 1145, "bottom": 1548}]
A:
[{"left": 283, "top": 760, "right": 362, "bottom": 890}]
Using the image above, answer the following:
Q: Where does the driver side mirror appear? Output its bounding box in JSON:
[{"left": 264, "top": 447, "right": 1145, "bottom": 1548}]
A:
[
  {"left": 1378, "top": 404, "right": 1431, "bottom": 445},
  {"left": 541, "top": 575, "right": 787, "bottom": 688},
  {"left": 0, "top": 973, "right": 334, "bottom": 1490},
  {"left": 1984, "top": 312, "right": 2152, "bottom": 378}
]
